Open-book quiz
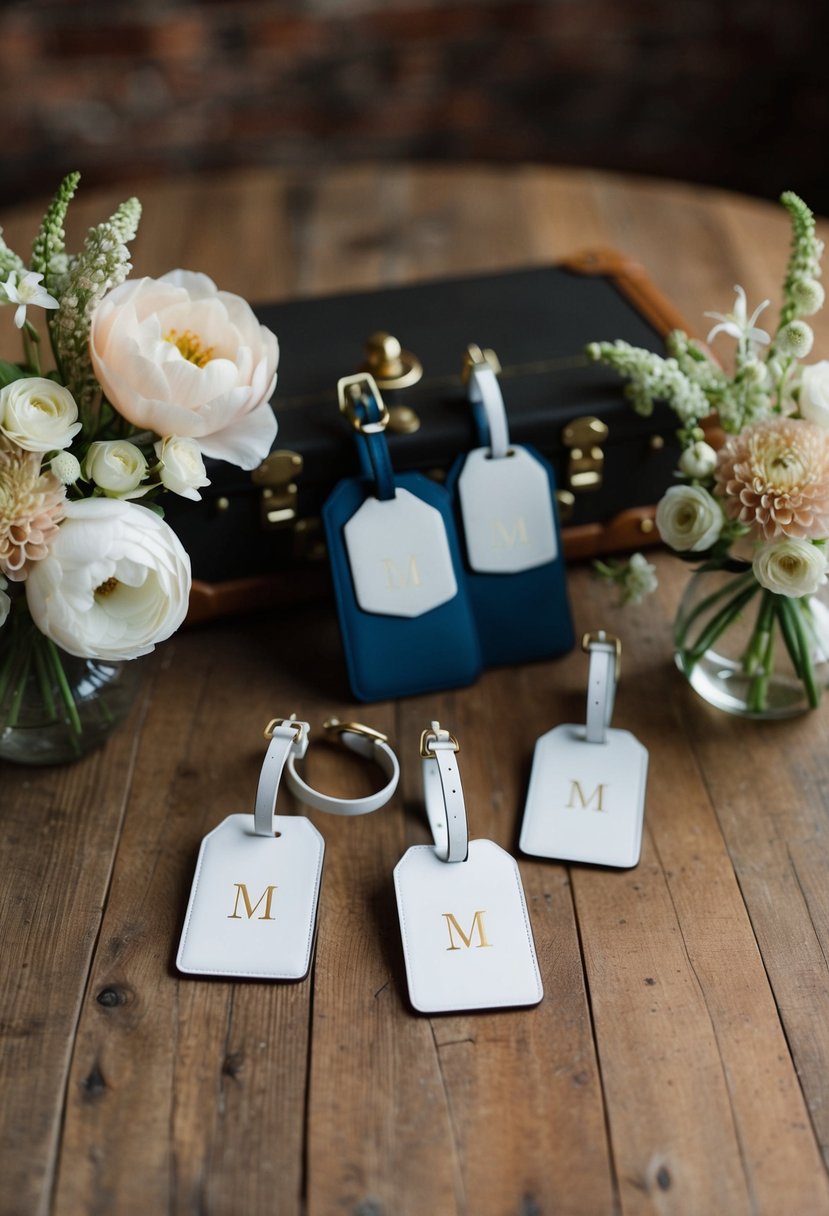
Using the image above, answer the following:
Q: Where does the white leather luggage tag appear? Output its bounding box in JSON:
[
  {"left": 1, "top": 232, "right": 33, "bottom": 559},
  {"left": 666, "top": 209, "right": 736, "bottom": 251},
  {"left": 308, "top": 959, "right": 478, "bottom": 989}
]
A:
[
  {"left": 394, "top": 722, "right": 543, "bottom": 1014},
  {"left": 178, "top": 717, "right": 400, "bottom": 980},
  {"left": 520, "top": 632, "right": 648, "bottom": 869}
]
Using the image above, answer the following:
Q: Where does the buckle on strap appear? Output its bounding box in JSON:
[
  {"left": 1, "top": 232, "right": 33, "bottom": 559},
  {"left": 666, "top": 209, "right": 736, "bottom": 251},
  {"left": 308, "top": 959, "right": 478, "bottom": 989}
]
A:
[
  {"left": 420, "top": 726, "right": 460, "bottom": 758},
  {"left": 324, "top": 717, "right": 389, "bottom": 745},
  {"left": 337, "top": 373, "right": 390, "bottom": 434}
]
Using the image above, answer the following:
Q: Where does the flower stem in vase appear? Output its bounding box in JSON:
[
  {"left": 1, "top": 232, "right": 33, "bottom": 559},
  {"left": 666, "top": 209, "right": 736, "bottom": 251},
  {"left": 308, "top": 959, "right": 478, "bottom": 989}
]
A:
[
  {"left": 679, "top": 578, "right": 761, "bottom": 672},
  {"left": 784, "top": 597, "right": 821, "bottom": 708}
]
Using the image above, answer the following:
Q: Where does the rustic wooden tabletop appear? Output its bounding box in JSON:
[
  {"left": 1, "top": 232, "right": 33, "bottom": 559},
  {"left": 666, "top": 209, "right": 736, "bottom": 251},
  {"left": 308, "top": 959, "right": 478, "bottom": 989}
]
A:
[{"left": 3, "top": 166, "right": 829, "bottom": 1216}]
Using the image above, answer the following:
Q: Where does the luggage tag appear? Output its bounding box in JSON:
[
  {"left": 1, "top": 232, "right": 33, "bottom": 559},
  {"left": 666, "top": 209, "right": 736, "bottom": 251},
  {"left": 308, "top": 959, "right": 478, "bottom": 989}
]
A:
[
  {"left": 322, "top": 373, "right": 481, "bottom": 702},
  {"left": 177, "top": 716, "right": 400, "bottom": 980},
  {"left": 393, "top": 721, "right": 543, "bottom": 1014},
  {"left": 445, "top": 344, "right": 574, "bottom": 667},
  {"left": 520, "top": 632, "right": 648, "bottom": 868}
]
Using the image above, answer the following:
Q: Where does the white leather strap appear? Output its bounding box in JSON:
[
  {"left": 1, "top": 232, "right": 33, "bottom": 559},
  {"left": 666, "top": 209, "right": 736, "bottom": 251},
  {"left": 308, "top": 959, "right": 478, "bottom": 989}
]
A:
[
  {"left": 420, "top": 721, "right": 469, "bottom": 863},
  {"left": 254, "top": 719, "right": 310, "bottom": 836},
  {"left": 286, "top": 720, "right": 400, "bottom": 815},
  {"left": 468, "top": 364, "right": 510, "bottom": 460},
  {"left": 584, "top": 632, "right": 619, "bottom": 745}
]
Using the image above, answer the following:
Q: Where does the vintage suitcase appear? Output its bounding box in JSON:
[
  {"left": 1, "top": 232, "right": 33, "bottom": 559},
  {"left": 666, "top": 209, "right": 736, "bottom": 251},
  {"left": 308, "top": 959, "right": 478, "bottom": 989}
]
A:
[{"left": 171, "top": 248, "right": 694, "bottom": 621}]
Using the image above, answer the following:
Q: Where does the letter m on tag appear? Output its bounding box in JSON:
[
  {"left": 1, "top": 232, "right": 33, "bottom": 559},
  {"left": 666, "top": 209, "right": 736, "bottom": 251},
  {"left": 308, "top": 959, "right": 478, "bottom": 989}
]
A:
[
  {"left": 228, "top": 883, "right": 277, "bottom": 920},
  {"left": 382, "top": 555, "right": 421, "bottom": 590},
  {"left": 442, "top": 910, "right": 493, "bottom": 951}
]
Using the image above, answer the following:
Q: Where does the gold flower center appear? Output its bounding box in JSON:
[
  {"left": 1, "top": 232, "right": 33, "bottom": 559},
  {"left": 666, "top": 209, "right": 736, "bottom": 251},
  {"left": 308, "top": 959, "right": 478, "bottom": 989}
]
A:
[
  {"left": 164, "top": 328, "right": 214, "bottom": 368},
  {"left": 95, "top": 577, "right": 119, "bottom": 598}
]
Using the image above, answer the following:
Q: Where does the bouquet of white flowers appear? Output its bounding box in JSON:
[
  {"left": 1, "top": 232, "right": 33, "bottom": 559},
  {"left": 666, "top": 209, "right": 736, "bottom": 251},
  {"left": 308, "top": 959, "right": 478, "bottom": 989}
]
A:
[
  {"left": 589, "top": 192, "right": 829, "bottom": 717},
  {"left": 0, "top": 174, "right": 279, "bottom": 761}
]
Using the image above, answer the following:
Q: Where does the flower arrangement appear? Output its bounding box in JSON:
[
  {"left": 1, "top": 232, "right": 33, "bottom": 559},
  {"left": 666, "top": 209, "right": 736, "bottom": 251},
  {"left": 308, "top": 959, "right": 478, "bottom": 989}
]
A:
[
  {"left": 588, "top": 191, "right": 829, "bottom": 715},
  {"left": 0, "top": 173, "right": 279, "bottom": 759}
]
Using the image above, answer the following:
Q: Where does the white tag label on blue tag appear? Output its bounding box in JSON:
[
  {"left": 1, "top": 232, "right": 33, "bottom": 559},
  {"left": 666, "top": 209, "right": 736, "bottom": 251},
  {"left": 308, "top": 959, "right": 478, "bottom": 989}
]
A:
[
  {"left": 457, "top": 446, "right": 557, "bottom": 574},
  {"left": 344, "top": 488, "right": 458, "bottom": 618},
  {"left": 177, "top": 814, "right": 324, "bottom": 980},
  {"left": 393, "top": 839, "right": 543, "bottom": 1013},
  {"left": 520, "top": 725, "right": 648, "bottom": 868}
]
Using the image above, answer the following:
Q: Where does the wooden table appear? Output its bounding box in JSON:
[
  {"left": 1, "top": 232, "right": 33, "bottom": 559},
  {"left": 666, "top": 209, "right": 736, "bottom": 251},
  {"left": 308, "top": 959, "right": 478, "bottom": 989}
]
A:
[{"left": 4, "top": 166, "right": 829, "bottom": 1216}]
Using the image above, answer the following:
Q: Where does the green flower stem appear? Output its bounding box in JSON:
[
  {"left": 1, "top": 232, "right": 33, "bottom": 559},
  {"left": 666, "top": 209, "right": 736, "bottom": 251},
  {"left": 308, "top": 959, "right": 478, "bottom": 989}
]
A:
[
  {"left": 682, "top": 581, "right": 761, "bottom": 669},
  {"left": 775, "top": 598, "right": 805, "bottom": 680},
  {"left": 786, "top": 597, "right": 821, "bottom": 709},
  {"left": 45, "top": 638, "right": 83, "bottom": 737},
  {"left": 674, "top": 569, "right": 756, "bottom": 647},
  {"left": 742, "top": 591, "right": 776, "bottom": 675},
  {"left": 747, "top": 603, "right": 776, "bottom": 713},
  {"left": 32, "top": 635, "right": 58, "bottom": 723},
  {"left": 6, "top": 646, "right": 32, "bottom": 728}
]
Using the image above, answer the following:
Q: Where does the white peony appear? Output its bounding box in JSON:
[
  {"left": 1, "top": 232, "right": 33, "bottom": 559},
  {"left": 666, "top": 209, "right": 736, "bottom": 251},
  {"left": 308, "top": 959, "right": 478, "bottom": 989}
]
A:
[
  {"left": 678, "top": 440, "right": 718, "bottom": 480},
  {"left": 0, "top": 574, "right": 9, "bottom": 628},
  {"left": 753, "top": 538, "right": 828, "bottom": 598},
  {"left": 0, "top": 377, "right": 81, "bottom": 453},
  {"left": 154, "top": 435, "right": 211, "bottom": 501},
  {"left": 26, "top": 498, "right": 191, "bottom": 660},
  {"left": 84, "top": 440, "right": 149, "bottom": 498},
  {"left": 655, "top": 484, "right": 722, "bottom": 552},
  {"left": 89, "top": 270, "right": 279, "bottom": 470},
  {"left": 799, "top": 361, "right": 829, "bottom": 429}
]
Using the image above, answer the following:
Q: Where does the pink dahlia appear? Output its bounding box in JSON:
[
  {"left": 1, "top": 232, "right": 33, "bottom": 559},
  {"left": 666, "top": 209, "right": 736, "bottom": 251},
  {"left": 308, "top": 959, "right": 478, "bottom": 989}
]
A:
[
  {"left": 715, "top": 417, "right": 829, "bottom": 541},
  {"left": 0, "top": 438, "right": 67, "bottom": 581}
]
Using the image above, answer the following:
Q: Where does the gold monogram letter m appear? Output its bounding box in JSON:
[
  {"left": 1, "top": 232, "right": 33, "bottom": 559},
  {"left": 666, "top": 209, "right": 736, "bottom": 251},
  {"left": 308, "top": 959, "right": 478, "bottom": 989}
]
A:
[
  {"left": 228, "top": 883, "right": 277, "bottom": 921},
  {"left": 442, "top": 910, "right": 493, "bottom": 951},
  {"left": 382, "top": 555, "right": 421, "bottom": 590},
  {"left": 492, "top": 517, "right": 529, "bottom": 549},
  {"left": 566, "top": 780, "right": 607, "bottom": 812}
]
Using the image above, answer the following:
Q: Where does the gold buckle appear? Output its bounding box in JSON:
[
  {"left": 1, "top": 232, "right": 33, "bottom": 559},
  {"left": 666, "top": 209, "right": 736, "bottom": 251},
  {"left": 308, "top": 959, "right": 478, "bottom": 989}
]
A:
[
  {"left": 263, "top": 716, "right": 304, "bottom": 743},
  {"left": 323, "top": 717, "right": 388, "bottom": 745},
  {"left": 581, "top": 631, "right": 621, "bottom": 679},
  {"left": 337, "top": 373, "right": 390, "bottom": 434},
  {"left": 461, "top": 343, "right": 502, "bottom": 385},
  {"left": 419, "top": 727, "right": 460, "bottom": 758}
]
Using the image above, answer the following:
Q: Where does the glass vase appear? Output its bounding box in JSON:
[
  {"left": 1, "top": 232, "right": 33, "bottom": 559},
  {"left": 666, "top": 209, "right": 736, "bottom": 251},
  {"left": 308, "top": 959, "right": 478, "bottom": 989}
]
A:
[
  {"left": 673, "top": 563, "right": 829, "bottom": 718},
  {"left": 0, "top": 597, "right": 141, "bottom": 765}
]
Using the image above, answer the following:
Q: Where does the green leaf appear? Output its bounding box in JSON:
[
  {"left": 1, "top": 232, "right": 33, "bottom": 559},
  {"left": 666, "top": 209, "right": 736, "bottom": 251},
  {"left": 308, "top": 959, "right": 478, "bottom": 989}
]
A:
[{"left": 0, "top": 360, "right": 30, "bottom": 387}]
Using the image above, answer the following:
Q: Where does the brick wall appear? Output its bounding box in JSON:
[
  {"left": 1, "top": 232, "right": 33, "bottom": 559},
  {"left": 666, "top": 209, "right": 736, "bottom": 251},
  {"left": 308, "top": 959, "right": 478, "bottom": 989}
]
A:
[{"left": 2, "top": 0, "right": 828, "bottom": 211}]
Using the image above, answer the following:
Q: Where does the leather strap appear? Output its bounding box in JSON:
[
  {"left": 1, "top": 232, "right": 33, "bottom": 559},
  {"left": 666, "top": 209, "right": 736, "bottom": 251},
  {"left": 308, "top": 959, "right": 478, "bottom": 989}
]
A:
[
  {"left": 254, "top": 719, "right": 310, "bottom": 836},
  {"left": 355, "top": 392, "right": 396, "bottom": 501},
  {"left": 286, "top": 721, "right": 400, "bottom": 815},
  {"left": 584, "top": 632, "right": 619, "bottom": 745},
  {"left": 420, "top": 721, "right": 469, "bottom": 863},
  {"left": 468, "top": 364, "right": 510, "bottom": 460}
]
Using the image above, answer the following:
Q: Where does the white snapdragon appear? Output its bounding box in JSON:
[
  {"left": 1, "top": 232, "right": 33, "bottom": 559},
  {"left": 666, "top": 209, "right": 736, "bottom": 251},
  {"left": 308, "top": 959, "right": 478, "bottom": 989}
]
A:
[
  {"left": 84, "top": 440, "right": 149, "bottom": 498},
  {"left": 3, "top": 270, "right": 59, "bottom": 328},
  {"left": 154, "top": 435, "right": 211, "bottom": 501},
  {"left": 655, "top": 484, "right": 723, "bottom": 552},
  {"left": 0, "top": 378, "right": 81, "bottom": 453},
  {"left": 799, "top": 361, "right": 829, "bottom": 429},
  {"left": 678, "top": 440, "right": 718, "bottom": 480},
  {"left": 753, "top": 539, "right": 828, "bottom": 598}
]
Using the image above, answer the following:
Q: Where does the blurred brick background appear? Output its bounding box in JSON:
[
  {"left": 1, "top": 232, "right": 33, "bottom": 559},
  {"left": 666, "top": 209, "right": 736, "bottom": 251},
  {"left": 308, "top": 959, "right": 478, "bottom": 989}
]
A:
[{"left": 2, "top": 0, "right": 828, "bottom": 210}]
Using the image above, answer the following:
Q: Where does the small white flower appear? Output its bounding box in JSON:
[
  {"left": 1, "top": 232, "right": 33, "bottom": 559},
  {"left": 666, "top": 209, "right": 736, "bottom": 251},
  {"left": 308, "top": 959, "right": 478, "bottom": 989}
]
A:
[
  {"left": 3, "top": 270, "right": 59, "bottom": 329},
  {"left": 623, "top": 552, "right": 658, "bottom": 604},
  {"left": 753, "top": 538, "right": 828, "bottom": 598},
  {"left": 0, "top": 377, "right": 81, "bottom": 453},
  {"left": 84, "top": 440, "right": 149, "bottom": 498},
  {"left": 705, "top": 286, "right": 770, "bottom": 348},
  {"left": 792, "top": 277, "right": 825, "bottom": 316},
  {"left": 51, "top": 450, "right": 82, "bottom": 485},
  {"left": 656, "top": 484, "right": 723, "bottom": 552},
  {"left": 778, "top": 320, "right": 814, "bottom": 359},
  {"left": 154, "top": 435, "right": 211, "bottom": 501},
  {"left": 678, "top": 440, "right": 718, "bottom": 480},
  {"left": 0, "top": 574, "right": 9, "bottom": 628}
]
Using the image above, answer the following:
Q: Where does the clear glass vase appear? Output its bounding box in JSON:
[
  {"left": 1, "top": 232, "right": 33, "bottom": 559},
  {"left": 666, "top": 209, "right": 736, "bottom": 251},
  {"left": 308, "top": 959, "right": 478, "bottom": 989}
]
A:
[
  {"left": 0, "top": 597, "right": 141, "bottom": 765},
  {"left": 674, "top": 563, "right": 829, "bottom": 718}
]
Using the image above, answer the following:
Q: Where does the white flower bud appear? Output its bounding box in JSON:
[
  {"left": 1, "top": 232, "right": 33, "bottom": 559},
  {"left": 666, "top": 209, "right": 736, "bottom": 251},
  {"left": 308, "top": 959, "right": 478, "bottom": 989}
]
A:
[
  {"left": 778, "top": 320, "right": 814, "bottom": 358},
  {"left": 753, "top": 538, "right": 828, "bottom": 598},
  {"left": 655, "top": 484, "right": 723, "bottom": 552},
  {"left": 678, "top": 440, "right": 718, "bottom": 480},
  {"left": 153, "top": 435, "right": 211, "bottom": 501},
  {"left": 84, "top": 440, "right": 148, "bottom": 498},
  {"left": 51, "top": 450, "right": 82, "bottom": 485},
  {"left": 792, "top": 277, "right": 825, "bottom": 317}
]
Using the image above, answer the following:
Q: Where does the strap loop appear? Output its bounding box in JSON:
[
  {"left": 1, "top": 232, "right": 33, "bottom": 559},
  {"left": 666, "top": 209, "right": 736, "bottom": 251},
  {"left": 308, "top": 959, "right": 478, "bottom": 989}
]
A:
[
  {"left": 582, "top": 631, "right": 620, "bottom": 745},
  {"left": 286, "top": 719, "right": 400, "bottom": 815},
  {"left": 466, "top": 345, "right": 510, "bottom": 460},
  {"left": 421, "top": 720, "right": 469, "bottom": 863}
]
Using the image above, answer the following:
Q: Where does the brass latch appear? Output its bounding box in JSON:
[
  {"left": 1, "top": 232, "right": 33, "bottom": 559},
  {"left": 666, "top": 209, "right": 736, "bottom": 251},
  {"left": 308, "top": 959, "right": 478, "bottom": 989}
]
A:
[
  {"left": 562, "top": 416, "right": 609, "bottom": 492},
  {"left": 251, "top": 450, "right": 303, "bottom": 529}
]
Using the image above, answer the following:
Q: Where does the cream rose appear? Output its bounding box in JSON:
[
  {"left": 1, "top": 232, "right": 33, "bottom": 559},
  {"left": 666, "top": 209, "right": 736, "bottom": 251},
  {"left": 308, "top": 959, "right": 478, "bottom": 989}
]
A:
[
  {"left": 90, "top": 270, "right": 278, "bottom": 470},
  {"left": 753, "top": 539, "right": 828, "bottom": 598},
  {"left": 799, "top": 361, "right": 829, "bottom": 429},
  {"left": 84, "top": 440, "right": 149, "bottom": 498},
  {"left": 26, "top": 498, "right": 191, "bottom": 660},
  {"left": 0, "top": 377, "right": 81, "bottom": 453},
  {"left": 655, "top": 485, "right": 722, "bottom": 552},
  {"left": 154, "top": 435, "right": 211, "bottom": 501}
]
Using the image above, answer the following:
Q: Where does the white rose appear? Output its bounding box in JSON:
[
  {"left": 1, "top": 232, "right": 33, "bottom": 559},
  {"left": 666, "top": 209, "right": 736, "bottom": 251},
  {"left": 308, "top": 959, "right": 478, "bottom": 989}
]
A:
[
  {"left": 84, "top": 440, "right": 149, "bottom": 497},
  {"left": 753, "top": 539, "right": 828, "bottom": 598},
  {"left": 799, "top": 361, "right": 829, "bottom": 429},
  {"left": 25, "top": 498, "right": 191, "bottom": 660},
  {"left": 90, "top": 270, "right": 279, "bottom": 471},
  {"left": 0, "top": 574, "right": 9, "bottom": 628},
  {"left": 0, "top": 377, "right": 81, "bottom": 453},
  {"left": 655, "top": 485, "right": 723, "bottom": 552},
  {"left": 154, "top": 435, "right": 211, "bottom": 501},
  {"left": 678, "top": 440, "right": 718, "bottom": 480}
]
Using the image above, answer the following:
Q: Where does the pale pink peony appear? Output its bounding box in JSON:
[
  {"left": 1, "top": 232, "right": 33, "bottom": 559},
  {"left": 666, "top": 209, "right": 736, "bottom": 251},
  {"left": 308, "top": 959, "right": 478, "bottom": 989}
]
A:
[
  {"left": 0, "top": 438, "right": 67, "bottom": 581},
  {"left": 715, "top": 416, "right": 829, "bottom": 540}
]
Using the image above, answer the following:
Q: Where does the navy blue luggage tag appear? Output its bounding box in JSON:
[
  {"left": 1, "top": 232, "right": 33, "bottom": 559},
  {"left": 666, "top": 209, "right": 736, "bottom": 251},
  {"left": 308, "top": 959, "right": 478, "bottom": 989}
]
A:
[
  {"left": 322, "top": 373, "right": 482, "bottom": 703},
  {"left": 445, "top": 345, "right": 574, "bottom": 667}
]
